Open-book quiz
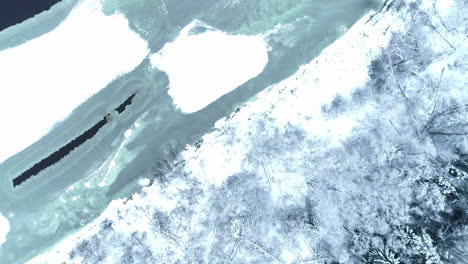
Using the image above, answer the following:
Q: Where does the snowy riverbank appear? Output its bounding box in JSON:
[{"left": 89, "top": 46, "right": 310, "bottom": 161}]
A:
[{"left": 28, "top": 0, "right": 467, "bottom": 263}]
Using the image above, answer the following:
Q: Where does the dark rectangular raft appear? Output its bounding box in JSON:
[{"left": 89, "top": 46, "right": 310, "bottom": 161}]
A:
[{"left": 12, "top": 93, "right": 137, "bottom": 187}]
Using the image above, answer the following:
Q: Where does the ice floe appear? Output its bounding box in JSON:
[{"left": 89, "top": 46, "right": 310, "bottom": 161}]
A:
[{"left": 150, "top": 20, "right": 269, "bottom": 113}]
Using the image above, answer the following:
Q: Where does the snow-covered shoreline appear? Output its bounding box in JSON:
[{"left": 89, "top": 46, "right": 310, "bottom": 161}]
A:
[{"left": 27, "top": 0, "right": 467, "bottom": 263}]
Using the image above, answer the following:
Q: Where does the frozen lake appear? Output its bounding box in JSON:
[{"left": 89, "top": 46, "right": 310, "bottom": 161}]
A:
[{"left": 0, "top": 0, "right": 379, "bottom": 262}]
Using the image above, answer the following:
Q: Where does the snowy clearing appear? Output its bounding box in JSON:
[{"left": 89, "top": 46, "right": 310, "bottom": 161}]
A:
[
  {"left": 150, "top": 20, "right": 269, "bottom": 114},
  {"left": 0, "top": 0, "right": 148, "bottom": 163}
]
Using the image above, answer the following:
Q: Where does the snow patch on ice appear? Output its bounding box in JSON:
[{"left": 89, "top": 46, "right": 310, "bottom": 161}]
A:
[
  {"left": 0, "top": 212, "right": 10, "bottom": 246},
  {"left": 138, "top": 178, "right": 151, "bottom": 186},
  {"left": 0, "top": 0, "right": 149, "bottom": 163},
  {"left": 150, "top": 20, "right": 269, "bottom": 113}
]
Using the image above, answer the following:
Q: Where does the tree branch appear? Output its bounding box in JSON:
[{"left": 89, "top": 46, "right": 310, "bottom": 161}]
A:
[{"left": 428, "top": 130, "right": 468, "bottom": 136}]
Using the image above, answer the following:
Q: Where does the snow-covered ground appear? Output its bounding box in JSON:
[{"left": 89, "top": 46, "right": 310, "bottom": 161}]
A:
[
  {"left": 0, "top": 0, "right": 148, "bottom": 163},
  {"left": 26, "top": 0, "right": 468, "bottom": 263}
]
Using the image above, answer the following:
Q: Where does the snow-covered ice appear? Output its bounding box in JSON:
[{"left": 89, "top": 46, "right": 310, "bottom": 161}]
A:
[
  {"left": 0, "top": 0, "right": 148, "bottom": 163},
  {"left": 0, "top": 213, "right": 9, "bottom": 246},
  {"left": 150, "top": 20, "right": 269, "bottom": 113},
  {"left": 137, "top": 178, "right": 151, "bottom": 186}
]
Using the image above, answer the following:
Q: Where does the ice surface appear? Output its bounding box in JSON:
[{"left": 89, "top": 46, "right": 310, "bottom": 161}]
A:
[
  {"left": 0, "top": 212, "right": 9, "bottom": 246},
  {"left": 150, "top": 20, "right": 269, "bottom": 114},
  {"left": 0, "top": 0, "right": 148, "bottom": 163}
]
